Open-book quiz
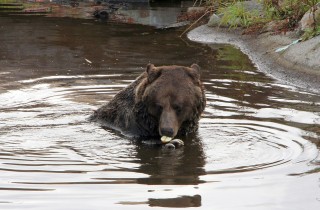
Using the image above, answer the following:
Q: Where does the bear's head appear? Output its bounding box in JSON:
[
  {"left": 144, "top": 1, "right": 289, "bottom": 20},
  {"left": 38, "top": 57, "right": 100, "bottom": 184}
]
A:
[{"left": 135, "top": 64, "right": 206, "bottom": 138}]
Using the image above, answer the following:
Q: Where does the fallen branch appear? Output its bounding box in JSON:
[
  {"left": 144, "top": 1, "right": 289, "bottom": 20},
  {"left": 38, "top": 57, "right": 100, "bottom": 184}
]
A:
[{"left": 179, "top": 8, "right": 213, "bottom": 37}]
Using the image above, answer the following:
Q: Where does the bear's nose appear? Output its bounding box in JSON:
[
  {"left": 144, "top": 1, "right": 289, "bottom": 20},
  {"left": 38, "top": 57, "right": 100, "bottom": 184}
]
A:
[{"left": 160, "top": 127, "right": 174, "bottom": 137}]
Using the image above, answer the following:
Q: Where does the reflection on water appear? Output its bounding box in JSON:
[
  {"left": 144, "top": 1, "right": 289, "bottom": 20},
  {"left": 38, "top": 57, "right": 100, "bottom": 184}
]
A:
[{"left": 0, "top": 15, "right": 320, "bottom": 209}]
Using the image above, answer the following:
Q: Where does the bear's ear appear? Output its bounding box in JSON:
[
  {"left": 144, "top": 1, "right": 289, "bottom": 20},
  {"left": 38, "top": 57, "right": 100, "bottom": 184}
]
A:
[
  {"left": 191, "top": 64, "right": 200, "bottom": 72},
  {"left": 188, "top": 64, "right": 201, "bottom": 81},
  {"left": 146, "top": 63, "right": 161, "bottom": 83}
]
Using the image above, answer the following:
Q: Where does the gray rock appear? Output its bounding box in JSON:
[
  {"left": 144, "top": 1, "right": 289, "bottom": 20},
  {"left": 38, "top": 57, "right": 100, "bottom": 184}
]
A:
[
  {"left": 187, "top": 7, "right": 206, "bottom": 13},
  {"left": 239, "top": 0, "right": 263, "bottom": 14},
  {"left": 283, "top": 35, "right": 320, "bottom": 70},
  {"left": 188, "top": 25, "right": 320, "bottom": 93},
  {"left": 300, "top": 5, "right": 320, "bottom": 31},
  {"left": 207, "top": 14, "right": 221, "bottom": 27}
]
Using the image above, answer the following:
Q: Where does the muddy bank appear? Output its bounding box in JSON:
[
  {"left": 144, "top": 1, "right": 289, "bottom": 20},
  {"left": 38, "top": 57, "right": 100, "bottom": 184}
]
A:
[{"left": 188, "top": 25, "right": 320, "bottom": 93}]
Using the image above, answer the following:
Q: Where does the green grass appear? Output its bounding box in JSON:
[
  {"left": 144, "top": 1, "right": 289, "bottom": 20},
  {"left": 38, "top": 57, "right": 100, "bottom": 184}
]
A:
[
  {"left": 217, "top": 2, "right": 267, "bottom": 28},
  {"left": 302, "top": 25, "right": 320, "bottom": 40},
  {"left": 0, "top": 0, "right": 21, "bottom": 3},
  {"left": 202, "top": 0, "right": 320, "bottom": 40},
  {"left": 0, "top": 0, "right": 23, "bottom": 10}
]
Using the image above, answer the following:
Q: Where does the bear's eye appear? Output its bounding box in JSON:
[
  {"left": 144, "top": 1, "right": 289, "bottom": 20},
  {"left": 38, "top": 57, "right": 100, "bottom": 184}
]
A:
[
  {"left": 148, "top": 103, "right": 162, "bottom": 117},
  {"left": 173, "top": 105, "right": 182, "bottom": 114},
  {"left": 155, "top": 103, "right": 163, "bottom": 112}
]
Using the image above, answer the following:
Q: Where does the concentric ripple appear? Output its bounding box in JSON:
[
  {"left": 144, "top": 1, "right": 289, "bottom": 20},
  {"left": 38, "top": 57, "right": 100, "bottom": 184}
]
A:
[
  {"left": 0, "top": 69, "right": 319, "bottom": 210},
  {"left": 199, "top": 119, "right": 319, "bottom": 175}
]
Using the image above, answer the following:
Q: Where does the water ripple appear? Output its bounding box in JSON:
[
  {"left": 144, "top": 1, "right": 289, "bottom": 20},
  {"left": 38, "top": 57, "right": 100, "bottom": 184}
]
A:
[
  {"left": 199, "top": 119, "right": 319, "bottom": 175},
  {"left": 0, "top": 19, "right": 319, "bottom": 208}
]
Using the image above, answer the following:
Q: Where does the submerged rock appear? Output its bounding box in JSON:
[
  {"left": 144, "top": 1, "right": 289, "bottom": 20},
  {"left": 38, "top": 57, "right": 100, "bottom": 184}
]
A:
[
  {"left": 93, "top": 10, "right": 109, "bottom": 21},
  {"left": 161, "top": 21, "right": 190, "bottom": 29}
]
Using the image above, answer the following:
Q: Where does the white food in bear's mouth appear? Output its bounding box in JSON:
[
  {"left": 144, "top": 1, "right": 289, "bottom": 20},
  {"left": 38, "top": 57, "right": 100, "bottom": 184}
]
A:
[{"left": 161, "top": 136, "right": 173, "bottom": 143}]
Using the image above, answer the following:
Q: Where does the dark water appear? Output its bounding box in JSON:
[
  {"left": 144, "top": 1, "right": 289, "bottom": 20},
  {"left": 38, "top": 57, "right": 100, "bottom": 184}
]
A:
[{"left": 0, "top": 15, "right": 320, "bottom": 210}]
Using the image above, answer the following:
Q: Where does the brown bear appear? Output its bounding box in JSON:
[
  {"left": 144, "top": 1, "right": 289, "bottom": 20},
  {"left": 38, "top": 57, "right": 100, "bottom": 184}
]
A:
[{"left": 90, "top": 64, "right": 206, "bottom": 139}]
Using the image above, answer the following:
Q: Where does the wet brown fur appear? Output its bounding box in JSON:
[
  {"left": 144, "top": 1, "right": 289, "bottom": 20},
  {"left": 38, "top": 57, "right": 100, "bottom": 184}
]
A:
[{"left": 90, "top": 64, "right": 206, "bottom": 138}]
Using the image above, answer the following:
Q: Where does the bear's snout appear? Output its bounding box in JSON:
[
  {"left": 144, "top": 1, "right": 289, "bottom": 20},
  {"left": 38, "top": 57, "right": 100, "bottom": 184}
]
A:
[
  {"left": 159, "top": 108, "right": 179, "bottom": 138},
  {"left": 160, "top": 127, "right": 175, "bottom": 137}
]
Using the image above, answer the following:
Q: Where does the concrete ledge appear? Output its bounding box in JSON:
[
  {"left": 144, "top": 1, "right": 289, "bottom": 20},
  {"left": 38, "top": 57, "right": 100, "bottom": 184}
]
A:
[{"left": 188, "top": 25, "right": 320, "bottom": 93}]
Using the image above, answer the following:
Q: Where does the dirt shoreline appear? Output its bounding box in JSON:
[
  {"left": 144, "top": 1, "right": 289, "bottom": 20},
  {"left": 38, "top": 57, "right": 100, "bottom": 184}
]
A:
[{"left": 188, "top": 25, "right": 320, "bottom": 93}]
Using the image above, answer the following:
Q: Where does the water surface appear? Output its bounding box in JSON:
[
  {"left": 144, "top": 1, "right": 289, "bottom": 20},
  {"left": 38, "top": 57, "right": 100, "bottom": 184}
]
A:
[{"left": 0, "top": 15, "right": 320, "bottom": 210}]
